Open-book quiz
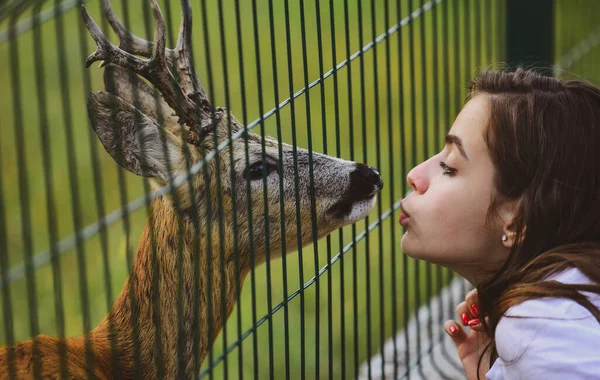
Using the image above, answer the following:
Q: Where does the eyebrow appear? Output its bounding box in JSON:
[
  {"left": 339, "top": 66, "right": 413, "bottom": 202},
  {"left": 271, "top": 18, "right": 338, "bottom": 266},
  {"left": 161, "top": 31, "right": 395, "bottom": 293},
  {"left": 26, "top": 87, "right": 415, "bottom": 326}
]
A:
[{"left": 445, "top": 134, "right": 469, "bottom": 160}]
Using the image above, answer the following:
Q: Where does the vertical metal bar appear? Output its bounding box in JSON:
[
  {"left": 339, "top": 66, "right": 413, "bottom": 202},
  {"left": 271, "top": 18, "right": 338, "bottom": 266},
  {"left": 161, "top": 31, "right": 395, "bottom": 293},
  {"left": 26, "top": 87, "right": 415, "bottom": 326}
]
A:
[
  {"left": 356, "top": 2, "right": 373, "bottom": 377},
  {"left": 54, "top": 0, "right": 96, "bottom": 370},
  {"left": 406, "top": 1, "right": 420, "bottom": 377},
  {"left": 159, "top": 6, "right": 185, "bottom": 379},
  {"left": 232, "top": 0, "right": 251, "bottom": 377},
  {"left": 31, "top": 2, "right": 68, "bottom": 378},
  {"left": 473, "top": 0, "right": 481, "bottom": 71},
  {"left": 453, "top": 0, "right": 461, "bottom": 115},
  {"left": 282, "top": 1, "right": 306, "bottom": 377},
  {"left": 439, "top": 1, "right": 464, "bottom": 371},
  {"left": 145, "top": 161, "right": 165, "bottom": 379},
  {"left": 265, "top": 0, "right": 291, "bottom": 377},
  {"left": 506, "top": 0, "right": 554, "bottom": 75},
  {"left": 327, "top": 1, "right": 346, "bottom": 378},
  {"left": 160, "top": 3, "right": 203, "bottom": 379},
  {"left": 440, "top": 0, "right": 453, "bottom": 371},
  {"left": 312, "top": 0, "right": 332, "bottom": 377},
  {"left": 395, "top": 1, "right": 410, "bottom": 378},
  {"left": 494, "top": 0, "right": 502, "bottom": 65},
  {"left": 369, "top": 0, "right": 386, "bottom": 378},
  {"left": 392, "top": 1, "right": 405, "bottom": 379},
  {"left": 484, "top": 0, "right": 492, "bottom": 66},
  {"left": 75, "top": 0, "right": 122, "bottom": 376},
  {"left": 9, "top": 9, "right": 42, "bottom": 380},
  {"left": 198, "top": 1, "right": 221, "bottom": 379},
  {"left": 136, "top": 2, "right": 166, "bottom": 377},
  {"left": 474, "top": 0, "right": 482, "bottom": 68},
  {"left": 340, "top": 0, "right": 359, "bottom": 377},
  {"left": 216, "top": 0, "right": 244, "bottom": 376},
  {"left": 464, "top": 0, "right": 471, "bottom": 87},
  {"left": 439, "top": 0, "right": 455, "bottom": 369},
  {"left": 416, "top": 0, "right": 427, "bottom": 377},
  {"left": 427, "top": 1, "right": 438, "bottom": 373},
  {"left": 249, "top": 0, "right": 276, "bottom": 376},
  {"left": 105, "top": 2, "right": 144, "bottom": 377},
  {"left": 428, "top": 3, "right": 452, "bottom": 378},
  {"left": 452, "top": 0, "right": 467, "bottom": 334},
  {"left": 297, "top": 1, "right": 322, "bottom": 378}
]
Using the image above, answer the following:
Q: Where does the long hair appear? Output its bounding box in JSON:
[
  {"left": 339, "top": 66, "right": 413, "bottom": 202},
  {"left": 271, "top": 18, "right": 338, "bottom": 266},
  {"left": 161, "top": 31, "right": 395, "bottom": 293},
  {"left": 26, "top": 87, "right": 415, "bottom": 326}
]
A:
[{"left": 470, "top": 68, "right": 600, "bottom": 376}]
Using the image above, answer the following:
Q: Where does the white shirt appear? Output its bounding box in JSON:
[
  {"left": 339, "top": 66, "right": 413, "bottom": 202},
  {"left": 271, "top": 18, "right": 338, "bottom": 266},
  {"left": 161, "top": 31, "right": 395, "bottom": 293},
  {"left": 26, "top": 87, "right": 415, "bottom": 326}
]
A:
[{"left": 486, "top": 267, "right": 600, "bottom": 380}]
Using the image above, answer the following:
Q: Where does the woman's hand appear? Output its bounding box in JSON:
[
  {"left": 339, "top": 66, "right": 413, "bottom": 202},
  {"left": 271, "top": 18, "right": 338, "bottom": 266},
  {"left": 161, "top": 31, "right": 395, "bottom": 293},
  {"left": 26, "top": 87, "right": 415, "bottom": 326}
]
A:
[{"left": 444, "top": 289, "right": 491, "bottom": 380}]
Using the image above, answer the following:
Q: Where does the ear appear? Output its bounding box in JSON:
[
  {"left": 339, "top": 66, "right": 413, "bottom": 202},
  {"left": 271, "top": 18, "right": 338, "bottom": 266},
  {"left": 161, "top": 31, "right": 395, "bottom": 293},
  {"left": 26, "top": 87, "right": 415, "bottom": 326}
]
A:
[
  {"left": 497, "top": 199, "right": 524, "bottom": 247},
  {"left": 103, "top": 65, "right": 178, "bottom": 127},
  {"left": 87, "top": 91, "right": 182, "bottom": 182}
]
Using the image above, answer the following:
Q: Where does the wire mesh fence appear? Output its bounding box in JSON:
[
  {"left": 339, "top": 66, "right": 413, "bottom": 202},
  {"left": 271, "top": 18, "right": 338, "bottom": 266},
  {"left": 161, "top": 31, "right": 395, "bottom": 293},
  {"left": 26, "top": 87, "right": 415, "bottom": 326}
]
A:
[{"left": 0, "top": 0, "right": 599, "bottom": 379}]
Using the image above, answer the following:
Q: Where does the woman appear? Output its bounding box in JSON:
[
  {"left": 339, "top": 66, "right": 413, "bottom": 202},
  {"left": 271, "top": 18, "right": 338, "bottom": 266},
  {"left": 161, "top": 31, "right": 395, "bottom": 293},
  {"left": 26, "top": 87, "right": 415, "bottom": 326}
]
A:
[{"left": 400, "top": 68, "right": 600, "bottom": 379}]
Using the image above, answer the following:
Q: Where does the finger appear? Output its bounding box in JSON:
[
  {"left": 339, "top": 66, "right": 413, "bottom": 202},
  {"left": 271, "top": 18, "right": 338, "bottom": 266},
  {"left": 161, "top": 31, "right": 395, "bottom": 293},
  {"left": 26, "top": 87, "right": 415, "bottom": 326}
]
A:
[
  {"left": 444, "top": 320, "right": 468, "bottom": 347},
  {"left": 467, "top": 316, "right": 490, "bottom": 333},
  {"left": 455, "top": 301, "right": 472, "bottom": 326},
  {"left": 466, "top": 317, "right": 484, "bottom": 332},
  {"left": 465, "top": 289, "right": 479, "bottom": 318}
]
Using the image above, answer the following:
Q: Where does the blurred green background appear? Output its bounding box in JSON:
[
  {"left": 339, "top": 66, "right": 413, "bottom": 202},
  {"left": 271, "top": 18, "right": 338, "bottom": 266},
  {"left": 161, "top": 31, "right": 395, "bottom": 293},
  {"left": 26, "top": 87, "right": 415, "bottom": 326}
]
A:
[{"left": 0, "top": 0, "right": 599, "bottom": 378}]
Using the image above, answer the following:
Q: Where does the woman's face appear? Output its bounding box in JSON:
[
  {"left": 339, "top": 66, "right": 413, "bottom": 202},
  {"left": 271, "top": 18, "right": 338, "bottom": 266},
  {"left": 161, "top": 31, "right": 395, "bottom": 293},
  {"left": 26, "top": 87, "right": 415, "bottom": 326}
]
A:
[{"left": 400, "top": 95, "right": 509, "bottom": 280}]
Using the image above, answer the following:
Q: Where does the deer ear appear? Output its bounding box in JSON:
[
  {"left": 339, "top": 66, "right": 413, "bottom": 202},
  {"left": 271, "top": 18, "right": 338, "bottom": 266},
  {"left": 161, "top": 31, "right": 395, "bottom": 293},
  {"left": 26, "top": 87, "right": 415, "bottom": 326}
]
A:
[
  {"left": 103, "top": 65, "right": 178, "bottom": 127},
  {"left": 87, "top": 91, "right": 181, "bottom": 182}
]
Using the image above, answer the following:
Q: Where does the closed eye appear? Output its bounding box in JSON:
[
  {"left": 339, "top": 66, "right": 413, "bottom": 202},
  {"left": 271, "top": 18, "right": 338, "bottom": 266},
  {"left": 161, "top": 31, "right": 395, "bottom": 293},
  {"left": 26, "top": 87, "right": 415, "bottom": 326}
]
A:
[{"left": 439, "top": 161, "right": 457, "bottom": 176}]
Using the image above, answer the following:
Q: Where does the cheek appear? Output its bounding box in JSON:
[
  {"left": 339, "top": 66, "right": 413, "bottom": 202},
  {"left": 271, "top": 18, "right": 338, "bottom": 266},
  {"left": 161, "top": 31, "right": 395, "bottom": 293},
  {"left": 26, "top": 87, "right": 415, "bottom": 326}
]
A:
[
  {"left": 402, "top": 184, "right": 494, "bottom": 259},
  {"left": 423, "top": 189, "right": 465, "bottom": 237},
  {"left": 244, "top": 176, "right": 284, "bottom": 221}
]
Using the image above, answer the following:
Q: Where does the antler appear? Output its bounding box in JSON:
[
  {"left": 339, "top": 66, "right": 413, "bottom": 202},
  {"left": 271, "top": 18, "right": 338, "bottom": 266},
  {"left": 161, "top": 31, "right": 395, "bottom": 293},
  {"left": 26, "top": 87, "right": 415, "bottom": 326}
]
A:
[{"left": 81, "top": 0, "right": 213, "bottom": 144}]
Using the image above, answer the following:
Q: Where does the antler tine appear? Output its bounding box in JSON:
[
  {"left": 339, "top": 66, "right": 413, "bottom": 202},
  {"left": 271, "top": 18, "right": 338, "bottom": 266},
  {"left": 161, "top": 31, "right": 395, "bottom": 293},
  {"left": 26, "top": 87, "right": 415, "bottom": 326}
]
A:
[
  {"left": 148, "top": 0, "right": 168, "bottom": 69},
  {"left": 81, "top": 5, "right": 149, "bottom": 72},
  {"left": 82, "top": 1, "right": 166, "bottom": 73},
  {"left": 173, "top": 0, "right": 208, "bottom": 103},
  {"left": 102, "top": 0, "right": 153, "bottom": 58},
  {"left": 82, "top": 2, "right": 211, "bottom": 143}
]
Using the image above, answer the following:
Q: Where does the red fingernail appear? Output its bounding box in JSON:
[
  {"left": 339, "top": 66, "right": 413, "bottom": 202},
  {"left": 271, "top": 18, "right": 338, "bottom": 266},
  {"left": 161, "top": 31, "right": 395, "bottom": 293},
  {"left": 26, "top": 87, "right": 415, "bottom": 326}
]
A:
[
  {"left": 467, "top": 318, "right": 481, "bottom": 327},
  {"left": 449, "top": 325, "right": 457, "bottom": 335},
  {"left": 471, "top": 304, "right": 479, "bottom": 317},
  {"left": 461, "top": 312, "right": 470, "bottom": 325}
]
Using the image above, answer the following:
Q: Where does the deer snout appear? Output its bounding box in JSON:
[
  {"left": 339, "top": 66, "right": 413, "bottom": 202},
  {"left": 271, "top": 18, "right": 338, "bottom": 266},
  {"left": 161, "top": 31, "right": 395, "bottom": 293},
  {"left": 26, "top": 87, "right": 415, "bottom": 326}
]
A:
[
  {"left": 325, "top": 163, "right": 384, "bottom": 222},
  {"left": 353, "top": 163, "right": 384, "bottom": 197}
]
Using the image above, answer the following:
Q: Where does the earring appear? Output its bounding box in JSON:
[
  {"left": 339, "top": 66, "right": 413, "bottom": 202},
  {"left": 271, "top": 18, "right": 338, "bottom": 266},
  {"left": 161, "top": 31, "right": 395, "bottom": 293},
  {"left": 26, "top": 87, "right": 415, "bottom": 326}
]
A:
[{"left": 501, "top": 235, "right": 507, "bottom": 242}]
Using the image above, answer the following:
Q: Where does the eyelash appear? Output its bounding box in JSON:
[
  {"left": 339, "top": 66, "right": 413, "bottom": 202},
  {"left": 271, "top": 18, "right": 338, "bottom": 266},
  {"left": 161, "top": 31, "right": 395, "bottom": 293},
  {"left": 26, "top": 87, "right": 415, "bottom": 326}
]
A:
[{"left": 439, "top": 161, "right": 457, "bottom": 176}]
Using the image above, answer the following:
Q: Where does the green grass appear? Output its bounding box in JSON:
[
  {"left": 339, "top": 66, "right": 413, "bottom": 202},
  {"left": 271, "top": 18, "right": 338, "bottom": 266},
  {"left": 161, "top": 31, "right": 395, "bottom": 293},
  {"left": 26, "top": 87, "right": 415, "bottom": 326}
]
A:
[{"left": 1, "top": 0, "right": 599, "bottom": 378}]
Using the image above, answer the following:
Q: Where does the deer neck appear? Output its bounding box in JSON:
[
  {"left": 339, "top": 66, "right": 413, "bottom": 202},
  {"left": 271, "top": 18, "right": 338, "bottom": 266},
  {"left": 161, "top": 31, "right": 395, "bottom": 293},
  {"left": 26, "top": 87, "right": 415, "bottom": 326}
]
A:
[{"left": 91, "top": 197, "right": 249, "bottom": 379}]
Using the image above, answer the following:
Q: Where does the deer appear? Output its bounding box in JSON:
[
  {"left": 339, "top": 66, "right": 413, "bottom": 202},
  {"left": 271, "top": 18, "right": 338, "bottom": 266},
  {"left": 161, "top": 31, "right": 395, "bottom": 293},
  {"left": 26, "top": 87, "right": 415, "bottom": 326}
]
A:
[{"left": 0, "top": 0, "right": 383, "bottom": 378}]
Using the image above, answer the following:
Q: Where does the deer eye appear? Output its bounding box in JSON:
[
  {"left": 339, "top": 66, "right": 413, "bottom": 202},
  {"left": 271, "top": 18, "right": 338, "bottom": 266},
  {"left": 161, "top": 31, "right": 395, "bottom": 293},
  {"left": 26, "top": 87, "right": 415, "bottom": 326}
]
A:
[{"left": 246, "top": 162, "right": 277, "bottom": 181}]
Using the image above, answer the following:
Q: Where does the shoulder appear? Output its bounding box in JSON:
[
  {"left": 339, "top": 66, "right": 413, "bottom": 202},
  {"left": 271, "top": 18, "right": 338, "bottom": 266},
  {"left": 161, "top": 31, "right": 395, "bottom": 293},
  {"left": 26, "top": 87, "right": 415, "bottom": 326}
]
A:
[
  {"left": 488, "top": 267, "right": 600, "bottom": 379},
  {"left": 494, "top": 292, "right": 600, "bottom": 360}
]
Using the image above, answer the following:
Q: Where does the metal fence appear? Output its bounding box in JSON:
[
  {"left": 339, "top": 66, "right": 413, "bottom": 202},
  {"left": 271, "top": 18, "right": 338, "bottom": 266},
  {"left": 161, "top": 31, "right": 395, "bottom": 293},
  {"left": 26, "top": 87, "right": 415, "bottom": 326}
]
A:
[{"left": 0, "top": 0, "right": 599, "bottom": 379}]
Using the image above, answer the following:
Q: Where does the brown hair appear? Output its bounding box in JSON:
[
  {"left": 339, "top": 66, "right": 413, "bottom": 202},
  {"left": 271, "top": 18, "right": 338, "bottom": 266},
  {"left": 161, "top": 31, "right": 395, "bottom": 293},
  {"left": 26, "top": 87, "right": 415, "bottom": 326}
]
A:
[{"left": 469, "top": 68, "right": 600, "bottom": 376}]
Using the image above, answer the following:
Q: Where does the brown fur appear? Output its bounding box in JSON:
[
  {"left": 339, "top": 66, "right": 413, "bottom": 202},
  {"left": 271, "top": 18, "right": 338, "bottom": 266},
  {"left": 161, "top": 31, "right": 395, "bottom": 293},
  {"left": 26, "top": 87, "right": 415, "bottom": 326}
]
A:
[{"left": 0, "top": 198, "right": 249, "bottom": 379}]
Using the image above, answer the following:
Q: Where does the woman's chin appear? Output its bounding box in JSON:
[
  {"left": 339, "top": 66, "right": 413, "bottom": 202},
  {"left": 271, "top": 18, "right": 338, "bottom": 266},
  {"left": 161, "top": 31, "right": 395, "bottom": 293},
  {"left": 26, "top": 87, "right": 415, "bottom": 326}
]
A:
[
  {"left": 400, "top": 232, "right": 418, "bottom": 258},
  {"left": 401, "top": 233, "right": 440, "bottom": 263}
]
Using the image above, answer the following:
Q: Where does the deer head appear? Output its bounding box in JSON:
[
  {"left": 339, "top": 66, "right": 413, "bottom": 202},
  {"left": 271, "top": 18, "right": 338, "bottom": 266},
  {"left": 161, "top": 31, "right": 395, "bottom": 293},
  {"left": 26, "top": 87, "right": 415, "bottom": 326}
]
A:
[{"left": 82, "top": 0, "right": 384, "bottom": 266}]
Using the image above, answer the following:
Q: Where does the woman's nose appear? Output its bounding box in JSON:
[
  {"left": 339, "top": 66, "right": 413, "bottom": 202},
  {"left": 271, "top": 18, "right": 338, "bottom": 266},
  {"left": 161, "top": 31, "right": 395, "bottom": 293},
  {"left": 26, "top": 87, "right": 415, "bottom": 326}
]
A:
[{"left": 406, "top": 164, "right": 428, "bottom": 194}]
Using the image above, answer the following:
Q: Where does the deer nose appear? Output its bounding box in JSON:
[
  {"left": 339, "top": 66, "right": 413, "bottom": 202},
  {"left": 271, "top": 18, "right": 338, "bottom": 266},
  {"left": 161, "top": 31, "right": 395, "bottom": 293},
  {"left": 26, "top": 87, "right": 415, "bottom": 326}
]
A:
[{"left": 354, "top": 163, "right": 384, "bottom": 195}]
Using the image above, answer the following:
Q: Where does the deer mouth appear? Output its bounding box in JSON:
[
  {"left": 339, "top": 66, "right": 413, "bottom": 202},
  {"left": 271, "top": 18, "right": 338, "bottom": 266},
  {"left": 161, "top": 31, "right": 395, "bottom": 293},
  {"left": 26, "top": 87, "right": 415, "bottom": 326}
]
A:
[{"left": 327, "top": 163, "right": 384, "bottom": 222}]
